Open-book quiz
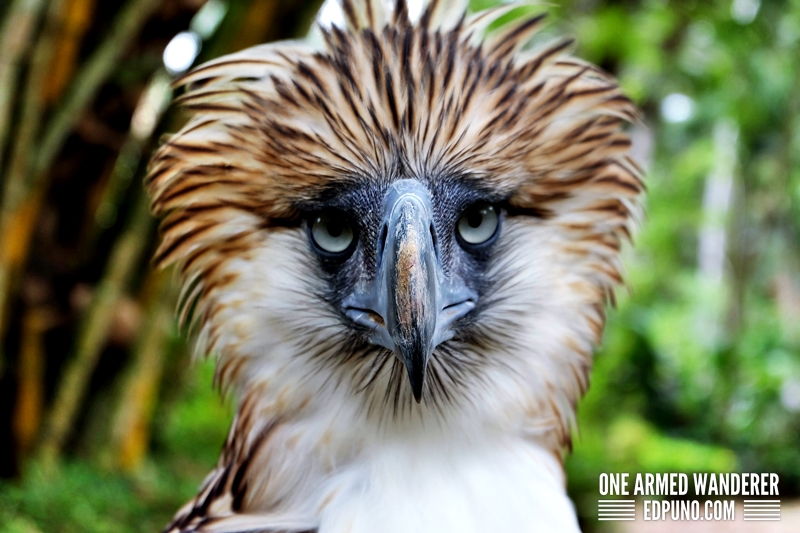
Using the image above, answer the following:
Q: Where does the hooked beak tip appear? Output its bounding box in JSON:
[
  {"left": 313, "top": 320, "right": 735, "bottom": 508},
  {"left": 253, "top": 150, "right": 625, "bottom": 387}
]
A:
[{"left": 405, "top": 359, "right": 426, "bottom": 403}]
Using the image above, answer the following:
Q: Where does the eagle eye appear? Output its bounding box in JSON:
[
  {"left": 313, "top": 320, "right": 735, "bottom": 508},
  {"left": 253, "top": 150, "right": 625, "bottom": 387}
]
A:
[
  {"left": 310, "top": 211, "right": 355, "bottom": 255},
  {"left": 456, "top": 202, "right": 499, "bottom": 247}
]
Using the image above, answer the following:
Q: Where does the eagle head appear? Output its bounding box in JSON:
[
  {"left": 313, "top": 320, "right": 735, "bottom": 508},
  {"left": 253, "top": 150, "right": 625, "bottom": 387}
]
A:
[{"left": 148, "top": 1, "right": 643, "bottom": 529}]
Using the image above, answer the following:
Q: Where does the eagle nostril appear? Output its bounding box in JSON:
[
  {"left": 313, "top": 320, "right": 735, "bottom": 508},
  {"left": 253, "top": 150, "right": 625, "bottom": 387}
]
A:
[
  {"left": 429, "top": 223, "right": 439, "bottom": 260},
  {"left": 377, "top": 223, "right": 388, "bottom": 264},
  {"left": 345, "top": 306, "right": 386, "bottom": 330}
]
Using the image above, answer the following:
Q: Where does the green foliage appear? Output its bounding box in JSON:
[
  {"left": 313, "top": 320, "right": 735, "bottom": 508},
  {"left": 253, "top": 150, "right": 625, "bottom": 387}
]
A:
[
  {"left": 157, "top": 359, "right": 233, "bottom": 466},
  {"left": 0, "top": 462, "right": 177, "bottom": 533},
  {"left": 557, "top": 0, "right": 800, "bottom": 524},
  {"left": 0, "top": 360, "right": 231, "bottom": 533}
]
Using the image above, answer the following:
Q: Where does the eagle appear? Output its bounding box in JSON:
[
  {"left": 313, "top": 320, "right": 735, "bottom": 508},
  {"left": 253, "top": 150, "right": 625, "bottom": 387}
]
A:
[{"left": 145, "top": 0, "right": 644, "bottom": 531}]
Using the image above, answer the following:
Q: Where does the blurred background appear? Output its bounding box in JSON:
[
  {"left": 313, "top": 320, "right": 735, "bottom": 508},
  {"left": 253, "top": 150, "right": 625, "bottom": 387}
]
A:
[{"left": 0, "top": 0, "right": 798, "bottom": 531}]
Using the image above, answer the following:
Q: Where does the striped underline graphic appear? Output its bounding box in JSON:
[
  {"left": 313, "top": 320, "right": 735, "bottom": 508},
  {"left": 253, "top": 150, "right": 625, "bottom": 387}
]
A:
[
  {"left": 598, "top": 500, "right": 636, "bottom": 521},
  {"left": 743, "top": 500, "right": 780, "bottom": 521}
]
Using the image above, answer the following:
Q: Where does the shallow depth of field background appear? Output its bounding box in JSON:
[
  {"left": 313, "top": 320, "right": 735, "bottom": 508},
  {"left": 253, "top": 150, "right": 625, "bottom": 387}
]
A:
[{"left": 0, "top": 0, "right": 798, "bottom": 531}]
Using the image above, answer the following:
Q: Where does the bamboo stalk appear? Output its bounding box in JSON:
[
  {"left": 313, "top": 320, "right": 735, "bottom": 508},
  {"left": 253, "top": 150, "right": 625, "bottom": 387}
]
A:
[
  {"left": 13, "top": 306, "right": 55, "bottom": 460},
  {"left": 0, "top": 0, "right": 163, "bottom": 378},
  {"left": 37, "top": 189, "right": 154, "bottom": 469},
  {"left": 43, "top": 0, "right": 98, "bottom": 105},
  {"left": 0, "top": 0, "right": 48, "bottom": 174},
  {"left": 92, "top": 72, "right": 172, "bottom": 235},
  {"left": 108, "top": 270, "right": 175, "bottom": 472},
  {"left": 33, "top": 0, "right": 163, "bottom": 181},
  {"left": 1, "top": 0, "right": 66, "bottom": 217},
  {"left": 0, "top": 0, "right": 66, "bottom": 353},
  {"left": 36, "top": 63, "right": 172, "bottom": 468}
]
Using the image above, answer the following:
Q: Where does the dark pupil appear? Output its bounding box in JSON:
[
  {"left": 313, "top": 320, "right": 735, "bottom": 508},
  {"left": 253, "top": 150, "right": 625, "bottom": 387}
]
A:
[
  {"left": 327, "top": 220, "right": 343, "bottom": 238},
  {"left": 467, "top": 210, "right": 483, "bottom": 228}
]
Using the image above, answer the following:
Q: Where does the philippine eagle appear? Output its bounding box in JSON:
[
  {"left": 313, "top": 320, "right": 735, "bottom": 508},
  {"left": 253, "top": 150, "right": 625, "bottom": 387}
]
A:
[{"left": 146, "top": 0, "right": 644, "bottom": 531}]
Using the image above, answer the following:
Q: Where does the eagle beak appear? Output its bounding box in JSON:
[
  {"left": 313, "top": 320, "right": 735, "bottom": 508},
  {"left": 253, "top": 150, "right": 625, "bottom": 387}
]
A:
[
  {"left": 382, "top": 183, "right": 437, "bottom": 402},
  {"left": 345, "top": 180, "right": 476, "bottom": 403}
]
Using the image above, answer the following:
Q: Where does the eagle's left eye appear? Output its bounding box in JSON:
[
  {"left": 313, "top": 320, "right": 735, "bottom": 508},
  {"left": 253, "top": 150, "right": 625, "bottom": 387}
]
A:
[
  {"left": 457, "top": 202, "right": 499, "bottom": 247},
  {"left": 310, "top": 211, "right": 355, "bottom": 255}
]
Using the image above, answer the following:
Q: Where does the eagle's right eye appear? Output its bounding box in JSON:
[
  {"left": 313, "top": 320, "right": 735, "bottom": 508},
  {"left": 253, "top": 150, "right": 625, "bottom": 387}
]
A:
[{"left": 310, "top": 211, "right": 355, "bottom": 255}]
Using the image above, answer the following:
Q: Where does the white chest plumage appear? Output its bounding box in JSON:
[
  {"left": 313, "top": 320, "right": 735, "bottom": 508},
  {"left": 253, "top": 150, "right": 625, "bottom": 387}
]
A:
[
  {"left": 173, "top": 395, "right": 583, "bottom": 533},
  {"left": 314, "top": 437, "right": 579, "bottom": 533}
]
